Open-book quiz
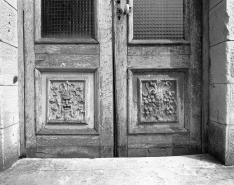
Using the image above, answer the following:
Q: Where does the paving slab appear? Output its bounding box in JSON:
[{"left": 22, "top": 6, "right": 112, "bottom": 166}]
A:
[{"left": 0, "top": 154, "right": 234, "bottom": 185}]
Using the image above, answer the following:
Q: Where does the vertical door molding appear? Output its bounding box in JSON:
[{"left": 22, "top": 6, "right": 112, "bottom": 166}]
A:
[
  {"left": 114, "top": 0, "right": 128, "bottom": 156},
  {"left": 24, "top": 0, "right": 37, "bottom": 156},
  {"left": 97, "top": 0, "right": 114, "bottom": 157},
  {"left": 18, "top": 0, "right": 25, "bottom": 155},
  {"left": 189, "top": 0, "right": 202, "bottom": 153}
]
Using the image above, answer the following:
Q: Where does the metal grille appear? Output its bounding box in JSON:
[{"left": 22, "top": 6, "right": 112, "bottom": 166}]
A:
[
  {"left": 41, "top": 0, "right": 95, "bottom": 38},
  {"left": 133, "top": 0, "right": 184, "bottom": 40}
]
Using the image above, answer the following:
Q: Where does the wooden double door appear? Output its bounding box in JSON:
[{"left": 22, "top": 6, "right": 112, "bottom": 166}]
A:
[{"left": 24, "top": 0, "right": 202, "bottom": 157}]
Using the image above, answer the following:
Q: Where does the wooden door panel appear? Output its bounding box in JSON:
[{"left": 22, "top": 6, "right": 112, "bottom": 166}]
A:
[
  {"left": 128, "top": 134, "right": 190, "bottom": 157},
  {"left": 115, "top": 0, "right": 202, "bottom": 157},
  {"left": 24, "top": 0, "right": 113, "bottom": 158},
  {"left": 35, "top": 55, "right": 100, "bottom": 69},
  {"left": 128, "top": 70, "right": 186, "bottom": 134},
  {"left": 24, "top": 0, "right": 201, "bottom": 158},
  {"left": 36, "top": 71, "right": 97, "bottom": 134},
  {"left": 33, "top": 45, "right": 101, "bottom": 157},
  {"left": 36, "top": 135, "right": 101, "bottom": 158},
  {"left": 128, "top": 46, "right": 190, "bottom": 69},
  {"left": 128, "top": 148, "right": 190, "bottom": 157}
]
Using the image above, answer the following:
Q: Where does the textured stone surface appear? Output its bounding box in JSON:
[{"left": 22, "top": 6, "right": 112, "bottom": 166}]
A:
[
  {"left": 209, "top": 123, "right": 234, "bottom": 166},
  {"left": 0, "top": 41, "right": 18, "bottom": 86},
  {"left": 210, "top": 84, "right": 229, "bottom": 124},
  {"left": 227, "top": 125, "right": 234, "bottom": 165},
  {"left": 0, "top": 123, "right": 20, "bottom": 171},
  {"left": 4, "top": 0, "right": 17, "bottom": 9},
  {"left": 209, "top": 0, "right": 234, "bottom": 166},
  {"left": 0, "top": 155, "right": 234, "bottom": 185},
  {"left": 229, "top": 84, "right": 234, "bottom": 125},
  {"left": 210, "top": 42, "right": 234, "bottom": 84},
  {"left": 0, "top": 86, "right": 19, "bottom": 129},
  {"left": 208, "top": 121, "right": 227, "bottom": 164},
  {"left": 209, "top": 81, "right": 234, "bottom": 126},
  {"left": 209, "top": 0, "right": 228, "bottom": 46},
  {"left": 0, "top": 129, "right": 3, "bottom": 170},
  {"left": 210, "top": 0, "right": 234, "bottom": 46},
  {"left": 0, "top": 0, "right": 19, "bottom": 172},
  {"left": 226, "top": 0, "right": 234, "bottom": 41},
  {"left": 0, "top": 0, "right": 17, "bottom": 47},
  {"left": 210, "top": 0, "right": 223, "bottom": 10}
]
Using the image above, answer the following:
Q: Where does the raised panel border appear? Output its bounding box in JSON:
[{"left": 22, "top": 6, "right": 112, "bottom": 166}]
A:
[
  {"left": 46, "top": 78, "right": 88, "bottom": 124},
  {"left": 128, "top": 68, "right": 188, "bottom": 134},
  {"left": 138, "top": 78, "right": 179, "bottom": 124},
  {"left": 35, "top": 69, "right": 100, "bottom": 135}
]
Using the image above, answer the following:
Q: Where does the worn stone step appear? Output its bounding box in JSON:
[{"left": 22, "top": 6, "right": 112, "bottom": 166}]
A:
[{"left": 0, "top": 154, "right": 234, "bottom": 185}]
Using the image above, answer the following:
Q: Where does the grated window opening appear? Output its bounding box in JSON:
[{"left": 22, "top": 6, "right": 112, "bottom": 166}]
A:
[
  {"left": 133, "top": 0, "right": 184, "bottom": 40},
  {"left": 41, "top": 0, "right": 95, "bottom": 39}
]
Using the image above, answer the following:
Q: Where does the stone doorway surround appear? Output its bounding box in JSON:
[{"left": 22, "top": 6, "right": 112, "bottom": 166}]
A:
[
  {"left": 0, "top": 0, "right": 20, "bottom": 171},
  {"left": 1, "top": 0, "right": 234, "bottom": 171},
  {"left": 208, "top": 0, "right": 234, "bottom": 166}
]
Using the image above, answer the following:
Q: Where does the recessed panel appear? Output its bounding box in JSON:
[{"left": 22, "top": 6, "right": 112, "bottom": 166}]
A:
[
  {"left": 37, "top": 71, "right": 96, "bottom": 133},
  {"left": 47, "top": 79, "right": 86, "bottom": 123},
  {"left": 140, "top": 79, "right": 178, "bottom": 123},
  {"left": 128, "top": 70, "right": 186, "bottom": 134}
]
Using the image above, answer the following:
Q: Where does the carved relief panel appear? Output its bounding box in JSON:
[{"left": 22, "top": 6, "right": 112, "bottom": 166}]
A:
[
  {"left": 140, "top": 80, "right": 178, "bottom": 123},
  {"left": 128, "top": 70, "right": 186, "bottom": 134},
  {"left": 48, "top": 80, "right": 86, "bottom": 123},
  {"left": 36, "top": 71, "right": 97, "bottom": 135}
]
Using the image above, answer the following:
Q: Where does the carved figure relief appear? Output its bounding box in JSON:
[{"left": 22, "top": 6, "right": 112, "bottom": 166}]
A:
[
  {"left": 141, "top": 80, "right": 177, "bottom": 122},
  {"left": 48, "top": 80, "right": 85, "bottom": 123}
]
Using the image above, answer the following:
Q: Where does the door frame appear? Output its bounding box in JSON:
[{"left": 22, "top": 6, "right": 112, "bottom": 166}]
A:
[{"left": 18, "top": 0, "right": 209, "bottom": 156}]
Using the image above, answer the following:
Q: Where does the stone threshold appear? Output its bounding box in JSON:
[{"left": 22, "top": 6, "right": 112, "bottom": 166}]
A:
[{"left": 0, "top": 154, "right": 234, "bottom": 185}]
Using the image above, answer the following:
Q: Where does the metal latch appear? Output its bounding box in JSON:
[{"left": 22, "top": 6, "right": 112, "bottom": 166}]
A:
[{"left": 116, "top": 0, "right": 131, "bottom": 20}]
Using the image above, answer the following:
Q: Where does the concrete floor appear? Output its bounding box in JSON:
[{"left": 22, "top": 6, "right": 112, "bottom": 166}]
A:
[{"left": 0, "top": 154, "right": 234, "bottom": 185}]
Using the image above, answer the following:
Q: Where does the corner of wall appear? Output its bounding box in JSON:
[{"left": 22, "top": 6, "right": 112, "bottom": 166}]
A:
[
  {"left": 0, "top": 0, "right": 20, "bottom": 171},
  {"left": 209, "top": 0, "right": 234, "bottom": 166},
  {"left": 202, "top": 0, "right": 210, "bottom": 154}
]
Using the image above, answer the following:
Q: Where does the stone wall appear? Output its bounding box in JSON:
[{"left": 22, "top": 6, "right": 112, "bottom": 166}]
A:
[
  {"left": 209, "top": 0, "right": 234, "bottom": 165},
  {"left": 0, "top": 0, "right": 20, "bottom": 171}
]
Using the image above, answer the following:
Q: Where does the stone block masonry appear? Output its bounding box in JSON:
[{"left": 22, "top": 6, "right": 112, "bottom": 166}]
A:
[
  {"left": 209, "top": 0, "right": 234, "bottom": 165},
  {"left": 0, "top": 0, "right": 20, "bottom": 171}
]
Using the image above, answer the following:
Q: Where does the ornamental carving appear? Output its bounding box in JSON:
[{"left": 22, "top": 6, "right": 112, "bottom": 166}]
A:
[
  {"left": 48, "top": 80, "right": 85, "bottom": 123},
  {"left": 141, "top": 80, "right": 177, "bottom": 122}
]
